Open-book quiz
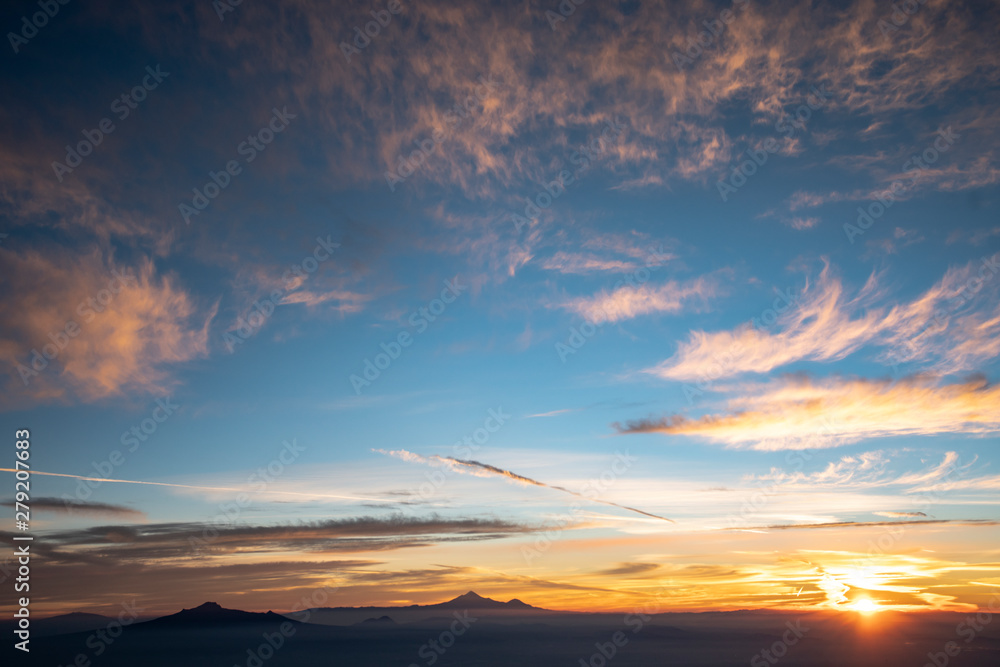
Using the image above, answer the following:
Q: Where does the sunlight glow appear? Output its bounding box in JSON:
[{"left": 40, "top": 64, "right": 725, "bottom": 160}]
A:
[{"left": 851, "top": 598, "right": 880, "bottom": 614}]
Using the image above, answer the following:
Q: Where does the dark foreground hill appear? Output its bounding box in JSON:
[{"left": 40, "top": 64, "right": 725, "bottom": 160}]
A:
[{"left": 143, "top": 601, "right": 297, "bottom": 628}]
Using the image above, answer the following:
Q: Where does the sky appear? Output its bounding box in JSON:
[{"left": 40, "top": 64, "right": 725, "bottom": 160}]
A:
[{"left": 1, "top": 0, "right": 999, "bottom": 617}]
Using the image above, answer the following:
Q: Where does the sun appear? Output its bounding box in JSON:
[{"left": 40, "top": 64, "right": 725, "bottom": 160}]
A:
[{"left": 851, "top": 598, "right": 880, "bottom": 614}]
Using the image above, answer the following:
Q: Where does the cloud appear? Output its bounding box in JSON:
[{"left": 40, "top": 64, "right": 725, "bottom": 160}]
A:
[
  {"left": 749, "top": 450, "right": 894, "bottom": 488},
  {"left": 0, "top": 497, "right": 146, "bottom": 519},
  {"left": 746, "top": 450, "right": 976, "bottom": 494},
  {"left": 540, "top": 252, "right": 641, "bottom": 275},
  {"left": 650, "top": 256, "right": 1000, "bottom": 382},
  {"left": 279, "top": 288, "right": 371, "bottom": 311},
  {"left": 873, "top": 511, "right": 927, "bottom": 518},
  {"left": 561, "top": 277, "right": 715, "bottom": 325},
  {"left": 102, "top": 0, "right": 1000, "bottom": 201},
  {"left": 21, "top": 515, "right": 542, "bottom": 567},
  {"left": 650, "top": 263, "right": 881, "bottom": 381},
  {"left": 526, "top": 408, "right": 580, "bottom": 419},
  {"left": 786, "top": 157, "right": 1000, "bottom": 213},
  {"left": 864, "top": 227, "right": 924, "bottom": 257},
  {"left": 947, "top": 226, "right": 1000, "bottom": 246},
  {"left": 725, "top": 519, "right": 997, "bottom": 532},
  {"left": 597, "top": 562, "right": 662, "bottom": 577},
  {"left": 0, "top": 250, "right": 216, "bottom": 406},
  {"left": 375, "top": 449, "right": 675, "bottom": 523},
  {"left": 0, "top": 467, "right": 381, "bottom": 502},
  {"left": 787, "top": 216, "right": 820, "bottom": 230},
  {"left": 614, "top": 374, "right": 1000, "bottom": 450}
]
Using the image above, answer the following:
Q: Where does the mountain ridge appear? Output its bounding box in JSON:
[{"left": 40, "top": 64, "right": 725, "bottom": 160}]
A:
[
  {"left": 307, "top": 591, "right": 544, "bottom": 612},
  {"left": 141, "top": 601, "right": 299, "bottom": 628}
]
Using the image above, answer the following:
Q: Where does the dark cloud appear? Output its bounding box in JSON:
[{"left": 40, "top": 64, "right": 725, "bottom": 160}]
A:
[
  {"left": 18, "top": 515, "right": 548, "bottom": 566},
  {"left": 597, "top": 562, "right": 662, "bottom": 577},
  {"left": 1, "top": 497, "right": 145, "bottom": 519}
]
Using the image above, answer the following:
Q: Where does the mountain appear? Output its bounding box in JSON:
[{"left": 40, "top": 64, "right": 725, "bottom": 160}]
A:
[
  {"left": 504, "top": 598, "right": 534, "bottom": 610},
  {"left": 356, "top": 615, "right": 396, "bottom": 625},
  {"left": 141, "top": 601, "right": 297, "bottom": 628},
  {"left": 296, "top": 591, "right": 552, "bottom": 627},
  {"left": 0, "top": 611, "right": 117, "bottom": 638},
  {"left": 428, "top": 591, "right": 539, "bottom": 610}
]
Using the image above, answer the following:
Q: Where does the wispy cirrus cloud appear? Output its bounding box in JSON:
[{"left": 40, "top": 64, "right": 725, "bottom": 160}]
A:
[
  {"left": 649, "top": 264, "right": 882, "bottom": 381},
  {"left": 650, "top": 256, "right": 1000, "bottom": 382},
  {"left": 101, "top": 0, "right": 1000, "bottom": 201},
  {"left": 375, "top": 448, "right": 675, "bottom": 523},
  {"left": 561, "top": 277, "right": 716, "bottom": 325},
  {"left": 744, "top": 450, "right": 986, "bottom": 495},
  {"left": 725, "top": 518, "right": 997, "bottom": 532},
  {"left": 615, "top": 374, "right": 1000, "bottom": 450},
  {"left": 540, "top": 252, "right": 641, "bottom": 275}
]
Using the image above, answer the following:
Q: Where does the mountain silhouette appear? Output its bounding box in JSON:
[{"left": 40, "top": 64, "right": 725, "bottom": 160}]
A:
[
  {"left": 16, "top": 612, "right": 117, "bottom": 637},
  {"left": 356, "top": 615, "right": 396, "bottom": 625},
  {"left": 143, "top": 601, "right": 297, "bottom": 628},
  {"left": 427, "top": 591, "right": 539, "bottom": 610}
]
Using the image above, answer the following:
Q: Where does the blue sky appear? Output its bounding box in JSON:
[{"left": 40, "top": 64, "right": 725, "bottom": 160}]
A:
[{"left": 1, "top": 0, "right": 999, "bottom": 614}]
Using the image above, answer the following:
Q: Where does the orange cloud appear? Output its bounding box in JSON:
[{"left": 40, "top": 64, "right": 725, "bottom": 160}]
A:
[
  {"left": 615, "top": 374, "right": 1000, "bottom": 449},
  {"left": 562, "top": 277, "right": 715, "bottom": 324},
  {"left": 652, "top": 256, "right": 1000, "bottom": 381},
  {"left": 0, "top": 248, "right": 215, "bottom": 406},
  {"left": 107, "top": 0, "right": 1000, "bottom": 200}
]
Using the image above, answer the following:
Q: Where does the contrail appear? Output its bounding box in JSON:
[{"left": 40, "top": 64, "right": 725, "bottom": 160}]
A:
[
  {"left": 375, "top": 449, "right": 675, "bottom": 523},
  {"left": 0, "top": 468, "right": 383, "bottom": 502}
]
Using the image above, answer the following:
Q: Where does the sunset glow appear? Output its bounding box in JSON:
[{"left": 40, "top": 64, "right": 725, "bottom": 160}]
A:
[
  {"left": 850, "top": 598, "right": 880, "bottom": 615},
  {"left": 2, "top": 1, "right": 1000, "bottom": 665}
]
